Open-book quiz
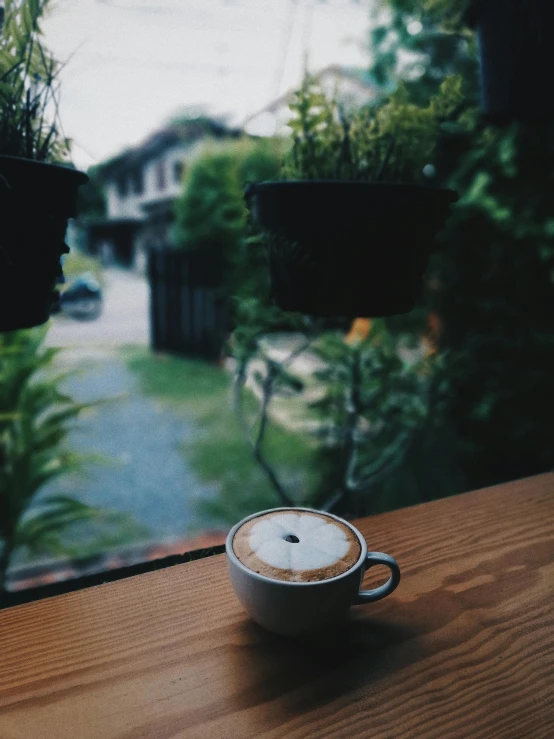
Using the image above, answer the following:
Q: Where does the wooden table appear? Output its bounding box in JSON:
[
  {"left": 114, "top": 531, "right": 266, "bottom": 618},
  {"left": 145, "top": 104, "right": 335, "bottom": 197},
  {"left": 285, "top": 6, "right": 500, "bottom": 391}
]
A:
[{"left": 1, "top": 474, "right": 552, "bottom": 739}]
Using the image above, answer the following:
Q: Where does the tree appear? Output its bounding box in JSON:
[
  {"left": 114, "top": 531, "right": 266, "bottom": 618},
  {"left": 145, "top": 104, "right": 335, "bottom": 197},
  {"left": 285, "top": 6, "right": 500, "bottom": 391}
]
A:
[
  {"left": 174, "top": 149, "right": 246, "bottom": 258},
  {"left": 369, "top": 0, "right": 479, "bottom": 106},
  {"left": 174, "top": 139, "right": 280, "bottom": 257},
  {"left": 173, "top": 138, "right": 282, "bottom": 318},
  {"left": 308, "top": 321, "right": 451, "bottom": 516},
  {"left": 432, "top": 123, "right": 554, "bottom": 486},
  {"left": 370, "top": 0, "right": 554, "bottom": 488}
]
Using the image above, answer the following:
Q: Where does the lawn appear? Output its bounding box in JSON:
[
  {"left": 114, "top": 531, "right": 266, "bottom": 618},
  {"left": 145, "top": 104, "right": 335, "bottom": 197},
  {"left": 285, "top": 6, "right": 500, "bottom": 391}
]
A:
[
  {"left": 123, "top": 348, "right": 322, "bottom": 526},
  {"left": 62, "top": 249, "right": 104, "bottom": 286}
]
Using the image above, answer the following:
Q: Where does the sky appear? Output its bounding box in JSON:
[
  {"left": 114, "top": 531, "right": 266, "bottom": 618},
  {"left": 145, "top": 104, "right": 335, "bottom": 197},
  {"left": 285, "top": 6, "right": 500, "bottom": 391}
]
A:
[{"left": 41, "top": 0, "right": 375, "bottom": 169}]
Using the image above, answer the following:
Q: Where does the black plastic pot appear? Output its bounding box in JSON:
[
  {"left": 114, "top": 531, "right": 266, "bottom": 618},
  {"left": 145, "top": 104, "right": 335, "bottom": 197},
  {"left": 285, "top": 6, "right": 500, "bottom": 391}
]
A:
[
  {"left": 246, "top": 181, "right": 457, "bottom": 317},
  {"left": 0, "top": 156, "right": 88, "bottom": 331},
  {"left": 467, "top": 0, "right": 554, "bottom": 123}
]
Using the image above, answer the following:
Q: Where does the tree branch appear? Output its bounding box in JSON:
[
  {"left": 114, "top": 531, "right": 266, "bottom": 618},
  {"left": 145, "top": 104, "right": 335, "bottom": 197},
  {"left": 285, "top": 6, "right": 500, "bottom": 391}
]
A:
[
  {"left": 233, "top": 332, "right": 317, "bottom": 509},
  {"left": 233, "top": 356, "right": 293, "bottom": 507}
]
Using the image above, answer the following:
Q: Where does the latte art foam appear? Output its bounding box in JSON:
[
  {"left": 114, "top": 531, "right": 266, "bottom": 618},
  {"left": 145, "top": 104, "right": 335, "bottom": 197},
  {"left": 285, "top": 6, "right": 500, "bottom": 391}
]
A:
[{"left": 232, "top": 511, "right": 361, "bottom": 582}]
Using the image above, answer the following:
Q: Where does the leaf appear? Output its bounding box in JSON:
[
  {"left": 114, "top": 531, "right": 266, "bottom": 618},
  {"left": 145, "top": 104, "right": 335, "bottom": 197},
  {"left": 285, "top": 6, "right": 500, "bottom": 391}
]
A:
[
  {"left": 14, "top": 496, "right": 101, "bottom": 551},
  {"left": 21, "top": 3, "right": 34, "bottom": 38}
]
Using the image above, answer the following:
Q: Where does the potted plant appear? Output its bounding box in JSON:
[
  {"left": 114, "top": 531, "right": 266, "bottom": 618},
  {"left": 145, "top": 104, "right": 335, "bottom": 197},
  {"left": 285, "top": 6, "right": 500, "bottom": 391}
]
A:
[
  {"left": 245, "top": 76, "right": 460, "bottom": 317},
  {"left": 424, "top": 0, "right": 554, "bottom": 123},
  {"left": 0, "top": 0, "right": 88, "bottom": 332}
]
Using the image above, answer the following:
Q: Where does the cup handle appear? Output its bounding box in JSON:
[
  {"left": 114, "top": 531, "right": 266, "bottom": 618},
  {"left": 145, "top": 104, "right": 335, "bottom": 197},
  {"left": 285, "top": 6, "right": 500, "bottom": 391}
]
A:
[{"left": 355, "top": 552, "right": 401, "bottom": 604}]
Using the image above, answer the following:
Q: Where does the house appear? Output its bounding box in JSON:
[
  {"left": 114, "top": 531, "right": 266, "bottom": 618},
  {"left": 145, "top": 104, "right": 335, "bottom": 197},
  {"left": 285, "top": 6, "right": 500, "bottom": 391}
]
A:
[
  {"left": 243, "top": 64, "right": 379, "bottom": 138},
  {"left": 87, "top": 117, "right": 242, "bottom": 270},
  {"left": 87, "top": 67, "right": 377, "bottom": 271}
]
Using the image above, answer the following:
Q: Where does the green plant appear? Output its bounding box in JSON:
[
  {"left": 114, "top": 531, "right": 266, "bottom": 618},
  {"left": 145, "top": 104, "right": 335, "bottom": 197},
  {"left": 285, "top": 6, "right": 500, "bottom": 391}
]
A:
[
  {"left": 282, "top": 73, "right": 465, "bottom": 183},
  {"left": 174, "top": 148, "right": 246, "bottom": 256},
  {"left": 308, "top": 322, "right": 447, "bottom": 514},
  {"left": 232, "top": 305, "right": 456, "bottom": 517},
  {"left": 421, "top": 0, "right": 474, "bottom": 28},
  {"left": 0, "top": 328, "right": 124, "bottom": 595},
  {"left": 369, "top": 0, "right": 479, "bottom": 105},
  {"left": 173, "top": 138, "right": 282, "bottom": 317},
  {"left": 174, "top": 139, "right": 281, "bottom": 254},
  {"left": 0, "top": 0, "right": 69, "bottom": 160},
  {"left": 369, "top": 0, "right": 554, "bottom": 489},
  {"left": 123, "top": 347, "right": 321, "bottom": 526}
]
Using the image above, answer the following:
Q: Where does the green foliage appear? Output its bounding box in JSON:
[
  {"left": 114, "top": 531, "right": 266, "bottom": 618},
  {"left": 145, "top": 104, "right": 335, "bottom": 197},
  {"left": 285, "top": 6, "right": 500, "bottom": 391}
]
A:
[
  {"left": 421, "top": 0, "right": 473, "bottom": 28},
  {"left": 230, "top": 306, "right": 460, "bottom": 517},
  {"left": 174, "top": 149, "right": 246, "bottom": 256},
  {"left": 431, "top": 122, "right": 554, "bottom": 485},
  {"left": 123, "top": 348, "right": 321, "bottom": 526},
  {"left": 308, "top": 323, "right": 456, "bottom": 514},
  {"left": 15, "top": 495, "right": 101, "bottom": 557},
  {"left": 0, "top": 0, "right": 70, "bottom": 160},
  {"left": 174, "top": 139, "right": 281, "bottom": 255},
  {"left": 370, "top": 0, "right": 554, "bottom": 488},
  {"left": 174, "top": 138, "right": 281, "bottom": 312},
  {"left": 0, "top": 328, "right": 128, "bottom": 592},
  {"left": 231, "top": 297, "right": 312, "bottom": 369},
  {"left": 282, "top": 73, "right": 466, "bottom": 183},
  {"left": 369, "top": 0, "right": 479, "bottom": 106}
]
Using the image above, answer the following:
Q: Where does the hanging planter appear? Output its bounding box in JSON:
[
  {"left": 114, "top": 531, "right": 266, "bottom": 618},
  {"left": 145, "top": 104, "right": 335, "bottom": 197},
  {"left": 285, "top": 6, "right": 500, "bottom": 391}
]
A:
[
  {"left": 244, "top": 75, "right": 461, "bottom": 318},
  {"left": 466, "top": 0, "right": 554, "bottom": 123},
  {"left": 246, "top": 180, "right": 456, "bottom": 317},
  {"left": 0, "top": 156, "right": 88, "bottom": 331},
  {"left": 0, "top": 0, "right": 89, "bottom": 331}
]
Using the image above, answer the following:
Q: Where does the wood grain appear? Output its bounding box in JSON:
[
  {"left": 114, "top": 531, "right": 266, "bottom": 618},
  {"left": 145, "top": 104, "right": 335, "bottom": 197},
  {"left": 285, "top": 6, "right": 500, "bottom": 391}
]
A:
[{"left": 0, "top": 474, "right": 552, "bottom": 739}]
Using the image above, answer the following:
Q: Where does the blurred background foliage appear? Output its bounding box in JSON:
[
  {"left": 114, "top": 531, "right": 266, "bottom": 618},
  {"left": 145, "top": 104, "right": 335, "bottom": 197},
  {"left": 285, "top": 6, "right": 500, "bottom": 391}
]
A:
[
  {"left": 219, "top": 0, "right": 553, "bottom": 517},
  {"left": 50, "top": 0, "right": 554, "bottom": 527},
  {"left": 3, "top": 0, "right": 553, "bottom": 572},
  {"left": 0, "top": 329, "right": 139, "bottom": 596},
  {"left": 165, "top": 0, "right": 553, "bottom": 521},
  {"left": 173, "top": 138, "right": 282, "bottom": 314},
  {"left": 371, "top": 0, "right": 554, "bottom": 491}
]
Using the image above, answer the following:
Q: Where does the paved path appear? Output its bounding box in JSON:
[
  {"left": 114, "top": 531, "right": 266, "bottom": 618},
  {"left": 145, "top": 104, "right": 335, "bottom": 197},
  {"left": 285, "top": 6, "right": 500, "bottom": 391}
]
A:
[
  {"left": 46, "top": 268, "right": 149, "bottom": 348},
  {"left": 34, "top": 350, "right": 216, "bottom": 546},
  {"left": 39, "top": 268, "right": 215, "bottom": 545}
]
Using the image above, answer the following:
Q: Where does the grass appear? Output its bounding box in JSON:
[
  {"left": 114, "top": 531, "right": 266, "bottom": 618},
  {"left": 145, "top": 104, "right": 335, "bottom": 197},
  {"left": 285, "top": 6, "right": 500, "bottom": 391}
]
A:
[
  {"left": 123, "top": 348, "right": 322, "bottom": 526},
  {"left": 62, "top": 250, "right": 104, "bottom": 286}
]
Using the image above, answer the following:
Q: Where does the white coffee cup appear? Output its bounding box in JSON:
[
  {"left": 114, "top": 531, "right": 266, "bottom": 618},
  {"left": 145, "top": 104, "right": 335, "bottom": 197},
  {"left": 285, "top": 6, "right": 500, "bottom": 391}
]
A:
[{"left": 226, "top": 507, "right": 401, "bottom": 636}]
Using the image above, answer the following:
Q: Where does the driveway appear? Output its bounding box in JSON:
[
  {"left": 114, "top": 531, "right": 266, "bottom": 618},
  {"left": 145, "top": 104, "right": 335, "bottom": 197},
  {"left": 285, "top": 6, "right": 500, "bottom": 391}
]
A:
[
  {"left": 16, "top": 267, "right": 219, "bottom": 570},
  {"left": 35, "top": 350, "right": 216, "bottom": 542},
  {"left": 46, "top": 267, "right": 149, "bottom": 348}
]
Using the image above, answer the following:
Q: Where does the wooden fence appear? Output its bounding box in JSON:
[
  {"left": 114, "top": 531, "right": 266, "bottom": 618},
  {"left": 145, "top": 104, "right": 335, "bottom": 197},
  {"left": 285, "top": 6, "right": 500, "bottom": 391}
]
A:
[{"left": 148, "top": 248, "right": 228, "bottom": 360}]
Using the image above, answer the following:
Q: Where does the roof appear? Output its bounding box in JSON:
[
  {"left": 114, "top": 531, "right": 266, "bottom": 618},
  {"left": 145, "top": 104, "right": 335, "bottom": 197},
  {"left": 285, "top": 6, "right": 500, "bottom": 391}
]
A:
[
  {"left": 242, "top": 64, "right": 379, "bottom": 135},
  {"left": 96, "top": 117, "right": 243, "bottom": 181}
]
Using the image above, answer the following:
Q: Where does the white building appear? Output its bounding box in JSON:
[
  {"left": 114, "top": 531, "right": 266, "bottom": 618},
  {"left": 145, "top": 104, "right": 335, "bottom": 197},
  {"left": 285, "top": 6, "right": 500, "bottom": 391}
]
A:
[
  {"left": 88, "top": 118, "right": 241, "bottom": 270},
  {"left": 88, "top": 67, "right": 377, "bottom": 271}
]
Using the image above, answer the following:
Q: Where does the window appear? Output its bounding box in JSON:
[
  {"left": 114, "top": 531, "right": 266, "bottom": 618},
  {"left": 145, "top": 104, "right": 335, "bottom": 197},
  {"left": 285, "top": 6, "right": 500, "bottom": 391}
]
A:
[
  {"left": 116, "top": 174, "right": 129, "bottom": 198},
  {"left": 131, "top": 169, "right": 144, "bottom": 195},
  {"left": 156, "top": 161, "right": 166, "bottom": 191},
  {"left": 173, "top": 160, "right": 184, "bottom": 184}
]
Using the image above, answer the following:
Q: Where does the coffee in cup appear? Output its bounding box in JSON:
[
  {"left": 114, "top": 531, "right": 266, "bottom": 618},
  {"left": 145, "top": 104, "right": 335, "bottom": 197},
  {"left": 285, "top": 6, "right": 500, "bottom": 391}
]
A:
[
  {"left": 232, "top": 510, "right": 361, "bottom": 582},
  {"left": 226, "top": 507, "right": 401, "bottom": 635}
]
